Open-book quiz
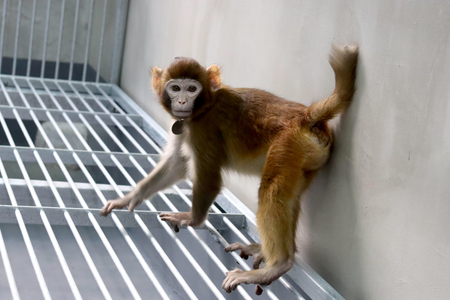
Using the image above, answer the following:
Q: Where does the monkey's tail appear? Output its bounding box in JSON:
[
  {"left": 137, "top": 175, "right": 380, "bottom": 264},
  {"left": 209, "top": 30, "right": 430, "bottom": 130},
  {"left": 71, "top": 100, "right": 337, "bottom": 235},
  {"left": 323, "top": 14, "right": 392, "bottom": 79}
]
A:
[{"left": 305, "top": 44, "right": 358, "bottom": 125}]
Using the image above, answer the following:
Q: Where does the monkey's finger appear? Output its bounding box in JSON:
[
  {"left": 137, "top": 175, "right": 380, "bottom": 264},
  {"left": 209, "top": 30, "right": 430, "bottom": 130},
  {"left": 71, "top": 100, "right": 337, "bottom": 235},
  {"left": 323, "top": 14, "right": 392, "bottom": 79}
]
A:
[
  {"left": 173, "top": 224, "right": 179, "bottom": 232},
  {"left": 255, "top": 285, "right": 264, "bottom": 295}
]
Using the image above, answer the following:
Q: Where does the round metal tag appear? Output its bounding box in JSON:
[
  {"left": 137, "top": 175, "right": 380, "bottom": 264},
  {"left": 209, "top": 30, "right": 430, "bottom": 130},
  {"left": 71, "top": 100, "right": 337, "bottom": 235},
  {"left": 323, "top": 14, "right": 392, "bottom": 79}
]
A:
[{"left": 172, "top": 119, "right": 184, "bottom": 135}]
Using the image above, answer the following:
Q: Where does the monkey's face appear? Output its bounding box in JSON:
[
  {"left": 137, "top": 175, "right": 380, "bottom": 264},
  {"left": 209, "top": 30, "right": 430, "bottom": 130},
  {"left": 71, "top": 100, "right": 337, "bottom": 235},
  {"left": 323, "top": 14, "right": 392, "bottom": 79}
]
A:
[
  {"left": 152, "top": 57, "right": 221, "bottom": 119},
  {"left": 164, "top": 79, "right": 203, "bottom": 118}
]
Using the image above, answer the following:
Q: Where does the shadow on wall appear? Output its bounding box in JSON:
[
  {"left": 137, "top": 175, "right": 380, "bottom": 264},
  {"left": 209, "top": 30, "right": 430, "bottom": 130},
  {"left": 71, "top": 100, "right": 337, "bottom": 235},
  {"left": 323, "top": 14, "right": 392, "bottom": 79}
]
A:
[{"left": 298, "top": 58, "right": 366, "bottom": 299}]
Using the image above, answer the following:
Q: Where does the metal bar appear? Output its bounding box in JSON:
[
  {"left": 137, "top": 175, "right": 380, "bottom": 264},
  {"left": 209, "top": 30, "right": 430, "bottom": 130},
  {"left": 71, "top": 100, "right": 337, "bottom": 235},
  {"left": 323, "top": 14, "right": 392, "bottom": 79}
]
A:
[
  {"left": 96, "top": 0, "right": 107, "bottom": 83},
  {"left": 32, "top": 140, "right": 113, "bottom": 300},
  {"left": 0, "top": 83, "right": 80, "bottom": 298},
  {"left": 2, "top": 74, "right": 112, "bottom": 87},
  {"left": 1, "top": 80, "right": 103, "bottom": 299},
  {"left": 12, "top": 0, "right": 22, "bottom": 75},
  {"left": 97, "top": 85, "right": 164, "bottom": 153},
  {"left": 0, "top": 105, "right": 142, "bottom": 126},
  {"left": 38, "top": 131, "right": 141, "bottom": 297},
  {"left": 55, "top": 0, "right": 66, "bottom": 79},
  {"left": 66, "top": 104, "right": 227, "bottom": 298},
  {"left": 0, "top": 86, "right": 113, "bottom": 103},
  {"left": 109, "top": 0, "right": 129, "bottom": 84},
  {"left": 86, "top": 84, "right": 163, "bottom": 154},
  {"left": 109, "top": 84, "right": 169, "bottom": 148},
  {"left": 0, "top": 155, "right": 51, "bottom": 299},
  {"left": 68, "top": 0, "right": 80, "bottom": 81},
  {"left": 26, "top": 0, "right": 37, "bottom": 77},
  {"left": 17, "top": 78, "right": 147, "bottom": 299},
  {"left": 82, "top": 0, "right": 94, "bottom": 82},
  {"left": 35, "top": 80, "right": 169, "bottom": 300},
  {"left": 0, "top": 204, "right": 244, "bottom": 230},
  {"left": 76, "top": 155, "right": 198, "bottom": 300},
  {"left": 0, "top": 145, "right": 158, "bottom": 167},
  {"left": 0, "top": 177, "right": 134, "bottom": 193},
  {"left": 43, "top": 82, "right": 171, "bottom": 299},
  {"left": 89, "top": 154, "right": 223, "bottom": 300},
  {"left": 134, "top": 217, "right": 199, "bottom": 300},
  {"left": 0, "top": 228, "right": 20, "bottom": 300},
  {"left": 40, "top": 0, "right": 52, "bottom": 78},
  {"left": 54, "top": 153, "right": 158, "bottom": 300},
  {"left": 0, "top": 0, "right": 7, "bottom": 73},
  {"left": 87, "top": 84, "right": 125, "bottom": 114},
  {"left": 15, "top": 150, "right": 82, "bottom": 300}
]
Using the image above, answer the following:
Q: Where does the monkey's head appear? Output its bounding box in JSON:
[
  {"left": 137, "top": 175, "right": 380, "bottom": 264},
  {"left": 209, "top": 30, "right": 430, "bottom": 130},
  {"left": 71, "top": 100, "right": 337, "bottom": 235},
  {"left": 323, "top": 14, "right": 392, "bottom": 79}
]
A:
[{"left": 151, "top": 57, "right": 221, "bottom": 119}]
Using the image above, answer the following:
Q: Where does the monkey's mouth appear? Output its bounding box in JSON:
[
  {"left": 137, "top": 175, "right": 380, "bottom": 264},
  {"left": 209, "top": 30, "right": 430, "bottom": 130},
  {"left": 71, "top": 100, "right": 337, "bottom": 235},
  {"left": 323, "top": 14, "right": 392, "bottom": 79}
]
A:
[{"left": 173, "top": 110, "right": 192, "bottom": 117}]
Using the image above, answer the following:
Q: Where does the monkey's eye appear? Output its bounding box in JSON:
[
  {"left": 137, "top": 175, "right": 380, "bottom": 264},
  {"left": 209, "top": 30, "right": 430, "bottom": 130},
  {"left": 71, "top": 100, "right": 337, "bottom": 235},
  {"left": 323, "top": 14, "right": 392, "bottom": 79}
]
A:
[
  {"left": 172, "top": 85, "right": 181, "bottom": 91},
  {"left": 187, "top": 86, "right": 197, "bottom": 92}
]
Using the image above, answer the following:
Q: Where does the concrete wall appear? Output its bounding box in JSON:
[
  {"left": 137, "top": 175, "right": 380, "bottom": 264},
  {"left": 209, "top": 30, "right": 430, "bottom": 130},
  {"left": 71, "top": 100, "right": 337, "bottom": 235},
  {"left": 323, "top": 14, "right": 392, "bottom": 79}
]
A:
[{"left": 120, "top": 1, "right": 450, "bottom": 299}]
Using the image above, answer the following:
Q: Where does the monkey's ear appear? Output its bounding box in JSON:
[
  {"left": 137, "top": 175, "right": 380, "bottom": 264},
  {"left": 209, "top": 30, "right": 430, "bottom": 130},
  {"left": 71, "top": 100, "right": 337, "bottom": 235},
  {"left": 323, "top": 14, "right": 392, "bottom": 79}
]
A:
[
  {"left": 151, "top": 67, "right": 164, "bottom": 92},
  {"left": 206, "top": 65, "right": 221, "bottom": 92}
]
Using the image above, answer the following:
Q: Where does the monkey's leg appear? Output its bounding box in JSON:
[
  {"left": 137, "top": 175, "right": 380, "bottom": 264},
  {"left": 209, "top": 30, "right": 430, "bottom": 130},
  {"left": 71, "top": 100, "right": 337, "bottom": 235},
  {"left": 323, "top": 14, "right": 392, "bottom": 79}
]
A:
[
  {"left": 222, "top": 193, "right": 300, "bottom": 294},
  {"left": 160, "top": 161, "right": 222, "bottom": 232},
  {"left": 223, "top": 133, "right": 307, "bottom": 294},
  {"left": 101, "top": 137, "right": 188, "bottom": 216}
]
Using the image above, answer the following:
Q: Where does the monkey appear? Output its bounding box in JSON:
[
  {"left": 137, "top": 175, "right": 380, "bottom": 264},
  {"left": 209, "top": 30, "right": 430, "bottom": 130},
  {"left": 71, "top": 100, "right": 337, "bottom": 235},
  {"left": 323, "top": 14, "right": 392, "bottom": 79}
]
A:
[{"left": 100, "top": 45, "right": 358, "bottom": 295}]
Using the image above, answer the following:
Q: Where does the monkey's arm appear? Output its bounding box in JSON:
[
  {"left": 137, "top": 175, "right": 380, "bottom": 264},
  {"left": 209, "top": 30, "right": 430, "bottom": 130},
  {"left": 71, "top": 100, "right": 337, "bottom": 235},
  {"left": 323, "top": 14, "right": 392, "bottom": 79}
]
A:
[
  {"left": 160, "top": 157, "right": 222, "bottom": 231},
  {"left": 100, "top": 136, "right": 188, "bottom": 216}
]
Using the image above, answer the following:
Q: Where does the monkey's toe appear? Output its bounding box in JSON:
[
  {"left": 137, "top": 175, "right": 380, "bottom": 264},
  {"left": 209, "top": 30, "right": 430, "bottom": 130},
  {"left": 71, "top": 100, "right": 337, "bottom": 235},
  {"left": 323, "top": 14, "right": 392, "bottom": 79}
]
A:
[
  {"left": 222, "top": 269, "right": 246, "bottom": 293},
  {"left": 253, "top": 254, "right": 264, "bottom": 269},
  {"left": 159, "top": 212, "right": 192, "bottom": 232},
  {"left": 225, "top": 242, "right": 264, "bottom": 264},
  {"left": 224, "top": 242, "right": 244, "bottom": 252}
]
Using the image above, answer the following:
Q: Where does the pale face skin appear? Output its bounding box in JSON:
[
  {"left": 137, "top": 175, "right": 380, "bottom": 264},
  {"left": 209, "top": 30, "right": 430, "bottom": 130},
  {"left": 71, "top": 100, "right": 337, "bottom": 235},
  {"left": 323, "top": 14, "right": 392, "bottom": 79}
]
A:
[{"left": 165, "top": 79, "right": 203, "bottom": 118}]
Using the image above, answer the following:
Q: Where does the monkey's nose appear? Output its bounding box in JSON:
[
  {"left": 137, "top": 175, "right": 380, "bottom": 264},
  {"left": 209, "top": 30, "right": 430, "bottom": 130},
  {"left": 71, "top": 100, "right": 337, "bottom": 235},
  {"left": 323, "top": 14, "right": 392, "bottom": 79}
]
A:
[{"left": 178, "top": 100, "right": 186, "bottom": 105}]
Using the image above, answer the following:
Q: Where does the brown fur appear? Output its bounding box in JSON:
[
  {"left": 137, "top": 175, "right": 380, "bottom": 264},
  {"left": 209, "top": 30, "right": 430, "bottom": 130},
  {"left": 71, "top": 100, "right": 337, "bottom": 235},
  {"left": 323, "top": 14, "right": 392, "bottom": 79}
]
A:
[{"left": 101, "top": 45, "right": 358, "bottom": 294}]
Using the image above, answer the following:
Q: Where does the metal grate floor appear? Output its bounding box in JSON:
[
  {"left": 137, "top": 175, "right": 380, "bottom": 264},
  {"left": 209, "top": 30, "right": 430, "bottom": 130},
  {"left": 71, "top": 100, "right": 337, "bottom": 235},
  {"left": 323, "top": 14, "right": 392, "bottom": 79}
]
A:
[{"left": 0, "top": 75, "right": 322, "bottom": 300}]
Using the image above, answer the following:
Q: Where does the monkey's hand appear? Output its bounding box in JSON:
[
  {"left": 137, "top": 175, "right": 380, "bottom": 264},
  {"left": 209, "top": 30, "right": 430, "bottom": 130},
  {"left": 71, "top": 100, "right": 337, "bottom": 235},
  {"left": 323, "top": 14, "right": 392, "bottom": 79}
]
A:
[
  {"left": 225, "top": 243, "right": 265, "bottom": 269},
  {"left": 100, "top": 190, "right": 144, "bottom": 216},
  {"left": 159, "top": 212, "right": 196, "bottom": 232}
]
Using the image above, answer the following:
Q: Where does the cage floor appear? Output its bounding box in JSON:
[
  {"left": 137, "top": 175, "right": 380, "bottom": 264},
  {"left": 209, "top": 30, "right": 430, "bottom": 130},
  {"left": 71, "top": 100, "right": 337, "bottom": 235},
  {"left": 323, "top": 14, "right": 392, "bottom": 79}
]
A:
[{"left": 0, "top": 75, "right": 312, "bottom": 300}]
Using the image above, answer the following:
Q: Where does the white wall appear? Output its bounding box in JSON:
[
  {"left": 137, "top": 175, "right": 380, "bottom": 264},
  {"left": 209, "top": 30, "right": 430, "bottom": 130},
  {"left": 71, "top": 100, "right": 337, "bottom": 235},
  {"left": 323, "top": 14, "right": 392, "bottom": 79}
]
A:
[{"left": 120, "top": 1, "right": 450, "bottom": 299}]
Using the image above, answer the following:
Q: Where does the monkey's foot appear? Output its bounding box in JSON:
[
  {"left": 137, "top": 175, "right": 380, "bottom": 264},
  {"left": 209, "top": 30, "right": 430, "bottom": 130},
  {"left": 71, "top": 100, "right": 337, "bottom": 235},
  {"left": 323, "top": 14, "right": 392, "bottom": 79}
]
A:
[
  {"left": 222, "top": 260, "right": 294, "bottom": 295},
  {"left": 159, "top": 212, "right": 194, "bottom": 232},
  {"left": 225, "top": 243, "right": 265, "bottom": 269},
  {"left": 100, "top": 192, "right": 144, "bottom": 216}
]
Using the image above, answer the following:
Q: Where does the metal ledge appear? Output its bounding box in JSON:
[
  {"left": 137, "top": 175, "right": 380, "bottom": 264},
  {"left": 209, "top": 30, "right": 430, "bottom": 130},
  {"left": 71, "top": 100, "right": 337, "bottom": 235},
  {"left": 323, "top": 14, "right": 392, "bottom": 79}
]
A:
[{"left": 0, "top": 205, "right": 247, "bottom": 230}]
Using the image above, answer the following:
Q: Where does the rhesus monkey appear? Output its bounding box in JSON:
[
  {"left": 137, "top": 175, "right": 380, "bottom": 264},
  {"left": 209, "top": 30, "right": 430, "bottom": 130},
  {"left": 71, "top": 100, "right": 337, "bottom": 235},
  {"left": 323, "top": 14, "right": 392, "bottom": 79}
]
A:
[{"left": 101, "top": 45, "right": 358, "bottom": 295}]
